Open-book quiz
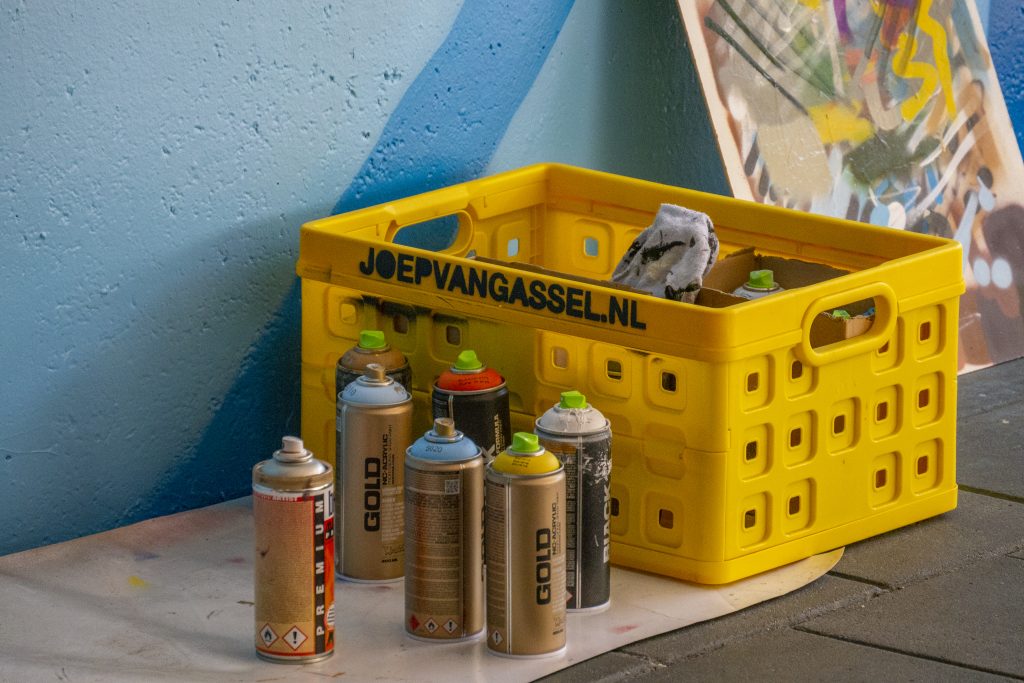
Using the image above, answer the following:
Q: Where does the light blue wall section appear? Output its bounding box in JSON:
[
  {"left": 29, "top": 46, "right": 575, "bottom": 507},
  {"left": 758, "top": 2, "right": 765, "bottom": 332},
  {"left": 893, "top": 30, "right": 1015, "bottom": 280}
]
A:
[{"left": 1, "top": 0, "right": 1021, "bottom": 555}]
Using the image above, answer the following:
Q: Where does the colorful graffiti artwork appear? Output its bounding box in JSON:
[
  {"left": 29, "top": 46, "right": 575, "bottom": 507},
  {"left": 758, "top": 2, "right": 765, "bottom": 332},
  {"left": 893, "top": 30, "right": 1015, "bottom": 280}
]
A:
[{"left": 679, "top": 0, "right": 1024, "bottom": 370}]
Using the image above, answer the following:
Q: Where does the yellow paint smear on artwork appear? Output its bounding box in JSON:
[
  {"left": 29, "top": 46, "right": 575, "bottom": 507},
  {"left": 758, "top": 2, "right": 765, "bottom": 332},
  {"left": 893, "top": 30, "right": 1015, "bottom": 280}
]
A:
[
  {"left": 128, "top": 575, "right": 149, "bottom": 588},
  {"left": 808, "top": 103, "right": 874, "bottom": 145},
  {"left": 893, "top": 0, "right": 956, "bottom": 121},
  {"left": 799, "top": 0, "right": 822, "bottom": 8}
]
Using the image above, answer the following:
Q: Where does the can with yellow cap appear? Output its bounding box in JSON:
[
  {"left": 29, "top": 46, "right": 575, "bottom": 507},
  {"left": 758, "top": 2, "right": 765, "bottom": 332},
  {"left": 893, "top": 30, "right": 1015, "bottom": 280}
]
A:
[
  {"left": 337, "top": 329, "right": 412, "bottom": 398},
  {"left": 484, "top": 432, "right": 566, "bottom": 658},
  {"left": 431, "top": 349, "right": 511, "bottom": 463},
  {"left": 536, "top": 390, "right": 611, "bottom": 612}
]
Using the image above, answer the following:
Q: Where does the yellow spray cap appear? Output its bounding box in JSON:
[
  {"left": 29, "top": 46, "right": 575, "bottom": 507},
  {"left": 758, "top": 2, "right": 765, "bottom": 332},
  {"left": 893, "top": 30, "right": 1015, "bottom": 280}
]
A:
[
  {"left": 559, "top": 390, "right": 587, "bottom": 409},
  {"left": 359, "top": 330, "right": 387, "bottom": 350},
  {"left": 454, "top": 349, "right": 483, "bottom": 371},
  {"left": 747, "top": 269, "right": 776, "bottom": 289}
]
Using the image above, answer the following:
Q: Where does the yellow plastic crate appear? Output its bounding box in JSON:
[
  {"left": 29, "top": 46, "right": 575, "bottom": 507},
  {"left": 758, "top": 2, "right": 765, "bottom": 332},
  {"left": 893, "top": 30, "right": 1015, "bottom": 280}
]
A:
[{"left": 297, "top": 163, "right": 963, "bottom": 584}]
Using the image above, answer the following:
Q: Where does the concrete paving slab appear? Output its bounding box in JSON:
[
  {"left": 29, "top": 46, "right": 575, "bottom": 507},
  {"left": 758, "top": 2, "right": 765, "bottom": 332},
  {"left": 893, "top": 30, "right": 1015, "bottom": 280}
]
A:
[
  {"left": 834, "top": 490, "right": 1024, "bottom": 588},
  {"left": 637, "top": 628, "right": 1009, "bottom": 682},
  {"left": 620, "top": 574, "right": 878, "bottom": 665},
  {"left": 537, "top": 652, "right": 655, "bottom": 683},
  {"left": 1010, "top": 550, "right": 1024, "bottom": 560},
  {"left": 959, "top": 357, "right": 1024, "bottom": 419},
  {"left": 958, "top": 401, "right": 1024, "bottom": 500},
  {"left": 801, "top": 555, "right": 1024, "bottom": 678}
]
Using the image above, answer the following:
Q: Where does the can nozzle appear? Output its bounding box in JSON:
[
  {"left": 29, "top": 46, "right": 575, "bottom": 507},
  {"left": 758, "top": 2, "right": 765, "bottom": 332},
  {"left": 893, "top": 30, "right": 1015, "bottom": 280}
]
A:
[
  {"left": 559, "top": 390, "right": 588, "bottom": 410},
  {"left": 275, "top": 436, "right": 310, "bottom": 462},
  {"left": 433, "top": 417, "right": 456, "bottom": 438},
  {"left": 363, "top": 363, "right": 387, "bottom": 382},
  {"left": 358, "top": 329, "right": 387, "bottom": 350},
  {"left": 746, "top": 269, "right": 776, "bottom": 290},
  {"left": 454, "top": 349, "right": 483, "bottom": 371},
  {"left": 510, "top": 432, "right": 541, "bottom": 454}
]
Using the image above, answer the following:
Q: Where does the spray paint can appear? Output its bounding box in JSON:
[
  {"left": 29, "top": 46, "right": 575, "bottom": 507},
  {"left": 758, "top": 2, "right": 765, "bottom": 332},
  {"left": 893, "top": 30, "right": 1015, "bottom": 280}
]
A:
[
  {"left": 404, "top": 417, "right": 484, "bottom": 642},
  {"left": 252, "top": 436, "right": 335, "bottom": 663},
  {"left": 732, "top": 269, "right": 783, "bottom": 300},
  {"left": 432, "top": 349, "right": 511, "bottom": 463},
  {"left": 485, "top": 432, "right": 566, "bottom": 658},
  {"left": 337, "top": 329, "right": 412, "bottom": 397},
  {"left": 535, "top": 390, "right": 612, "bottom": 612},
  {"left": 337, "top": 363, "right": 413, "bottom": 582}
]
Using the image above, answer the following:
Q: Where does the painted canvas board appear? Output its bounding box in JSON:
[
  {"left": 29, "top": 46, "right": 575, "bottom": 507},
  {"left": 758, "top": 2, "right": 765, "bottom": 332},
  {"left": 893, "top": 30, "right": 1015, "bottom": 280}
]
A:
[{"left": 679, "top": 0, "right": 1024, "bottom": 370}]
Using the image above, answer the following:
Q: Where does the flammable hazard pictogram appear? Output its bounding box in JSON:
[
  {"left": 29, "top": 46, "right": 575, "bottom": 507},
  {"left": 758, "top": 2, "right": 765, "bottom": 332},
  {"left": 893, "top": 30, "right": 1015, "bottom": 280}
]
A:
[
  {"left": 283, "top": 626, "right": 308, "bottom": 650},
  {"left": 259, "top": 624, "right": 278, "bottom": 647},
  {"left": 424, "top": 618, "right": 438, "bottom": 633},
  {"left": 408, "top": 614, "right": 420, "bottom": 631},
  {"left": 444, "top": 619, "right": 458, "bottom": 634},
  {"left": 491, "top": 630, "right": 503, "bottom": 645}
]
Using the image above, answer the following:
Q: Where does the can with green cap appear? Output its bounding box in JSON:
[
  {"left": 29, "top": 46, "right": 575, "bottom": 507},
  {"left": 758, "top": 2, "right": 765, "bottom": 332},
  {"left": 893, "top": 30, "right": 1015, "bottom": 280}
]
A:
[
  {"left": 484, "top": 432, "right": 566, "bottom": 658},
  {"left": 336, "top": 329, "right": 412, "bottom": 399},
  {"left": 535, "top": 390, "right": 611, "bottom": 612},
  {"left": 732, "top": 269, "right": 783, "bottom": 300},
  {"left": 432, "top": 349, "right": 511, "bottom": 464}
]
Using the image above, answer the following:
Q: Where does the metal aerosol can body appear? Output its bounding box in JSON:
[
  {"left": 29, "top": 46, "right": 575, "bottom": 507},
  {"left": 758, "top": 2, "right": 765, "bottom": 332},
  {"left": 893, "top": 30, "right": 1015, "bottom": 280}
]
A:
[
  {"left": 535, "top": 391, "right": 612, "bottom": 612},
  {"left": 485, "top": 432, "right": 567, "bottom": 658},
  {"left": 404, "top": 418, "right": 484, "bottom": 642},
  {"left": 337, "top": 363, "right": 413, "bottom": 582},
  {"left": 432, "top": 349, "right": 511, "bottom": 463},
  {"left": 336, "top": 329, "right": 412, "bottom": 396},
  {"left": 252, "top": 436, "right": 335, "bottom": 663}
]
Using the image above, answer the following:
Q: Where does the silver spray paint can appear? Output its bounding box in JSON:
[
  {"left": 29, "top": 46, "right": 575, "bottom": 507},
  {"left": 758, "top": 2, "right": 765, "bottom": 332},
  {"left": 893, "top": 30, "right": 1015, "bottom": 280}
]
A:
[{"left": 535, "top": 390, "right": 612, "bottom": 612}]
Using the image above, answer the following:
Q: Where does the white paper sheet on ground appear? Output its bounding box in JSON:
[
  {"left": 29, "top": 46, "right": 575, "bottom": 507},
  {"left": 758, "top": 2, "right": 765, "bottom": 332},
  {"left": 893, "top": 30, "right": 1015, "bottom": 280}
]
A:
[{"left": 0, "top": 498, "right": 841, "bottom": 682}]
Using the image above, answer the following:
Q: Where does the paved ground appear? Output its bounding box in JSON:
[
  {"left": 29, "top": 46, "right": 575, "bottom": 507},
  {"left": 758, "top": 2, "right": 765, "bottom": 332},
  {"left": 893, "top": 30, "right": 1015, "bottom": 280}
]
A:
[{"left": 544, "top": 358, "right": 1024, "bottom": 682}]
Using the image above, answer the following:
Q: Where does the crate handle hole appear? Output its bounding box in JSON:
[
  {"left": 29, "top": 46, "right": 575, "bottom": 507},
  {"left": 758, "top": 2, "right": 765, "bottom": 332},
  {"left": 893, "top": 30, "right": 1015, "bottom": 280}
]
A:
[
  {"left": 879, "top": 341, "right": 890, "bottom": 355},
  {"left": 789, "top": 428, "right": 802, "bottom": 448},
  {"left": 876, "top": 402, "right": 889, "bottom": 422},
  {"left": 658, "top": 509, "right": 674, "bottom": 529},
  {"left": 791, "top": 360, "right": 803, "bottom": 380},
  {"left": 743, "top": 509, "right": 757, "bottom": 529},
  {"left": 788, "top": 496, "right": 800, "bottom": 515},
  {"left": 746, "top": 372, "right": 759, "bottom": 392},
  {"left": 745, "top": 441, "right": 758, "bottom": 461},
  {"left": 610, "top": 497, "right": 620, "bottom": 517},
  {"left": 875, "top": 469, "right": 887, "bottom": 489},
  {"left": 584, "top": 237, "right": 599, "bottom": 257},
  {"left": 918, "top": 388, "right": 930, "bottom": 409},
  {"left": 833, "top": 414, "right": 846, "bottom": 434},
  {"left": 340, "top": 302, "right": 358, "bottom": 325},
  {"left": 445, "top": 325, "right": 461, "bottom": 346},
  {"left": 393, "top": 313, "right": 410, "bottom": 335},
  {"left": 507, "top": 238, "right": 520, "bottom": 257},
  {"left": 661, "top": 371, "right": 677, "bottom": 393},
  {"left": 607, "top": 359, "right": 623, "bottom": 381},
  {"left": 552, "top": 346, "right": 569, "bottom": 369},
  {"left": 917, "top": 455, "right": 929, "bottom": 475},
  {"left": 919, "top": 321, "right": 931, "bottom": 342}
]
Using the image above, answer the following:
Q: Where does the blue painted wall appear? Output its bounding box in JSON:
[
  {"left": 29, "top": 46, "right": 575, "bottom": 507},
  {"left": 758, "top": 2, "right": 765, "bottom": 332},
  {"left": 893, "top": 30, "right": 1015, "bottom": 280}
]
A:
[
  {"left": 0, "top": 0, "right": 727, "bottom": 554},
  {"left": 1, "top": 1, "right": 1020, "bottom": 555}
]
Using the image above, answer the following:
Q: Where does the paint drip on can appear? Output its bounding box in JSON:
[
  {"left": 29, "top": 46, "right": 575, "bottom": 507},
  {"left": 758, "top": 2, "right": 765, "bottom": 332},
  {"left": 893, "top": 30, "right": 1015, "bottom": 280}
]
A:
[
  {"left": 336, "top": 329, "right": 412, "bottom": 397},
  {"left": 485, "top": 432, "right": 566, "bottom": 658},
  {"left": 432, "top": 349, "right": 511, "bottom": 464},
  {"left": 337, "top": 363, "right": 413, "bottom": 582},
  {"left": 252, "top": 436, "right": 335, "bottom": 663},
  {"left": 404, "top": 417, "right": 485, "bottom": 642},
  {"left": 535, "top": 390, "right": 612, "bottom": 612}
]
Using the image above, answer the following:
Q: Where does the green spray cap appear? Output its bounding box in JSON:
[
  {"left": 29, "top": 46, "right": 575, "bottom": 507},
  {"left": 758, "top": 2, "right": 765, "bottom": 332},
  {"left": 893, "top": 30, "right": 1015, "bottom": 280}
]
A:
[
  {"left": 511, "top": 432, "right": 541, "bottom": 454},
  {"left": 559, "top": 390, "right": 588, "bottom": 409},
  {"left": 454, "top": 349, "right": 483, "bottom": 371},
  {"left": 831, "top": 309, "right": 851, "bottom": 320},
  {"left": 358, "top": 330, "right": 387, "bottom": 350},
  {"left": 746, "top": 269, "right": 776, "bottom": 289}
]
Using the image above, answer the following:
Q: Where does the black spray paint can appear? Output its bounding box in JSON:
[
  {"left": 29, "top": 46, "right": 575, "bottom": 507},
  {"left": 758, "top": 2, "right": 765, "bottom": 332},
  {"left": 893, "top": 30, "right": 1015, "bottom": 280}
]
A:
[
  {"left": 431, "top": 349, "right": 511, "bottom": 464},
  {"left": 535, "top": 390, "right": 611, "bottom": 612}
]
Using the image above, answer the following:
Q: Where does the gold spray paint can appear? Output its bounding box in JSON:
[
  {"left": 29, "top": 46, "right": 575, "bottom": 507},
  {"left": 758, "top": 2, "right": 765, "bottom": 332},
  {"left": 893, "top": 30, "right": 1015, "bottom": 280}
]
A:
[
  {"left": 252, "top": 436, "right": 335, "bottom": 662},
  {"left": 404, "top": 417, "right": 484, "bottom": 641},
  {"left": 485, "top": 432, "right": 567, "bottom": 658},
  {"left": 337, "top": 363, "right": 413, "bottom": 582}
]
